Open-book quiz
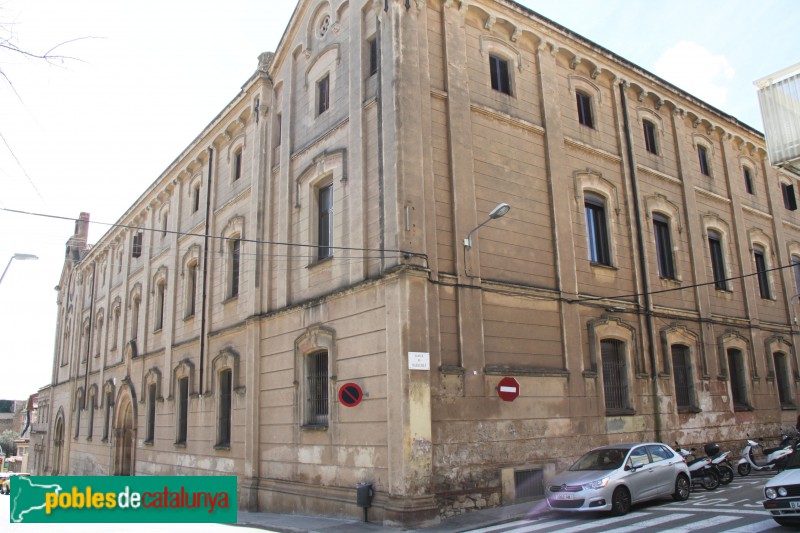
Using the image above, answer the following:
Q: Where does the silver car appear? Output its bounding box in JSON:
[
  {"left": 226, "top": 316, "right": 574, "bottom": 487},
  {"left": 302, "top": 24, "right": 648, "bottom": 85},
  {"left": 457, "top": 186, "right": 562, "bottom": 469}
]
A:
[{"left": 547, "top": 442, "right": 691, "bottom": 515}]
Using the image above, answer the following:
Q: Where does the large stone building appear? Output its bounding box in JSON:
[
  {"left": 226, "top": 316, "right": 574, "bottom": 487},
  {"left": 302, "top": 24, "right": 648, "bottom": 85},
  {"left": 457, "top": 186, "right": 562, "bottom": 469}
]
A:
[{"left": 43, "top": 0, "right": 800, "bottom": 526}]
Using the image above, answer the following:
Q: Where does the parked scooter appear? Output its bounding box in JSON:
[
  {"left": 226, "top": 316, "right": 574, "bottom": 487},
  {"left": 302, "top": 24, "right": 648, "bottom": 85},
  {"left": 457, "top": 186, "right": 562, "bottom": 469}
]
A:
[
  {"left": 675, "top": 443, "right": 720, "bottom": 490},
  {"left": 737, "top": 435, "right": 794, "bottom": 476},
  {"left": 704, "top": 443, "right": 735, "bottom": 485}
]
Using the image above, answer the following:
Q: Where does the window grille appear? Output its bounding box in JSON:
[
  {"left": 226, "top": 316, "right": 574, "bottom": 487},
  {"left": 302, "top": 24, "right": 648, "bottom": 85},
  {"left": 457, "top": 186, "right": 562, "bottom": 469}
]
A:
[
  {"left": 177, "top": 377, "right": 189, "bottom": 444},
  {"left": 218, "top": 369, "right": 232, "bottom": 446},
  {"left": 514, "top": 469, "right": 544, "bottom": 500},
  {"left": 306, "top": 351, "right": 329, "bottom": 426},
  {"left": 146, "top": 383, "right": 156, "bottom": 443},
  {"left": 671, "top": 345, "right": 692, "bottom": 409},
  {"left": 601, "top": 339, "right": 627, "bottom": 411},
  {"left": 727, "top": 349, "right": 747, "bottom": 409}
]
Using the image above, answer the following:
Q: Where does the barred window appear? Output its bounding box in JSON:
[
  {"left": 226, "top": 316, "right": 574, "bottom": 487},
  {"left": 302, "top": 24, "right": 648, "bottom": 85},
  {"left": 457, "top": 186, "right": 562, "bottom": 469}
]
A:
[
  {"left": 306, "top": 351, "right": 329, "bottom": 426},
  {"left": 217, "top": 369, "right": 232, "bottom": 447},
  {"left": 671, "top": 345, "right": 692, "bottom": 409},
  {"left": 145, "top": 383, "right": 156, "bottom": 444},
  {"left": 727, "top": 348, "right": 748, "bottom": 410},
  {"left": 601, "top": 339, "right": 628, "bottom": 412},
  {"left": 177, "top": 377, "right": 189, "bottom": 445}
]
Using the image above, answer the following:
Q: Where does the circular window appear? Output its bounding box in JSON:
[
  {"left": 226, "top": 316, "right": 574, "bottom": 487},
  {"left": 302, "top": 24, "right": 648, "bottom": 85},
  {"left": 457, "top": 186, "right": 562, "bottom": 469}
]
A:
[{"left": 319, "top": 15, "right": 331, "bottom": 38}]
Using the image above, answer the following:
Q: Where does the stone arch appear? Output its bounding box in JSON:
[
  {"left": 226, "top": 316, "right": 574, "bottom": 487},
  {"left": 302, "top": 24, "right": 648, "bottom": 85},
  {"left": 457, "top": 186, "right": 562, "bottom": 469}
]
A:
[
  {"left": 113, "top": 380, "right": 137, "bottom": 476},
  {"left": 52, "top": 408, "right": 65, "bottom": 475}
]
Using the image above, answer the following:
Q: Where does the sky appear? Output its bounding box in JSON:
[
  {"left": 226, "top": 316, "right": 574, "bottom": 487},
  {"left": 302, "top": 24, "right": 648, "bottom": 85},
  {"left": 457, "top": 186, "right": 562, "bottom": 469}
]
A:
[{"left": 0, "top": 0, "right": 798, "bottom": 401}]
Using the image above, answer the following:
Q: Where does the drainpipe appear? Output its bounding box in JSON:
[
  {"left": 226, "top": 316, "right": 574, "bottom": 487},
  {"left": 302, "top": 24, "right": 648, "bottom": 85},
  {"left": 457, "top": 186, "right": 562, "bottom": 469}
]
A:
[
  {"left": 199, "top": 147, "right": 214, "bottom": 394},
  {"left": 618, "top": 82, "right": 662, "bottom": 442},
  {"left": 375, "top": 15, "right": 386, "bottom": 271}
]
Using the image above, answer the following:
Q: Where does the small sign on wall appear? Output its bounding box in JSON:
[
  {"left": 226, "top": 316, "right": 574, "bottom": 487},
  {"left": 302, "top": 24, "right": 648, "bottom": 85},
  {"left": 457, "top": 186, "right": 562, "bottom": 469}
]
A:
[{"left": 409, "top": 352, "right": 430, "bottom": 371}]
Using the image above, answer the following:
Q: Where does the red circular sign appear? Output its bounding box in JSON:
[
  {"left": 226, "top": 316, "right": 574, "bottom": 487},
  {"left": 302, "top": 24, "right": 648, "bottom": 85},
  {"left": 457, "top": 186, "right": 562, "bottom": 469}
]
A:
[
  {"left": 338, "top": 383, "right": 364, "bottom": 407},
  {"left": 497, "top": 377, "right": 520, "bottom": 402}
]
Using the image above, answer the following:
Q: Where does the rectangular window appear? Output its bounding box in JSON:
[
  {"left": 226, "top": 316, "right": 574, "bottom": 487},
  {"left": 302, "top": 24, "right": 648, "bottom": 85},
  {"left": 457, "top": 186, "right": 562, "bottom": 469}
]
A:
[
  {"left": 317, "top": 75, "right": 330, "bottom": 116},
  {"left": 230, "top": 239, "right": 240, "bottom": 298},
  {"left": 306, "top": 351, "right": 329, "bottom": 426},
  {"left": 708, "top": 231, "right": 727, "bottom": 290},
  {"left": 155, "top": 283, "right": 165, "bottom": 331},
  {"left": 782, "top": 183, "right": 798, "bottom": 211},
  {"left": 585, "top": 198, "right": 610, "bottom": 266},
  {"left": 161, "top": 213, "right": 168, "bottom": 239},
  {"left": 273, "top": 114, "right": 282, "bottom": 148},
  {"left": 187, "top": 263, "right": 197, "bottom": 317},
  {"left": 177, "top": 377, "right": 189, "bottom": 445},
  {"left": 131, "top": 300, "right": 140, "bottom": 341},
  {"left": 74, "top": 402, "right": 81, "bottom": 439},
  {"left": 671, "top": 345, "right": 692, "bottom": 409},
  {"left": 775, "top": 353, "right": 793, "bottom": 406},
  {"left": 317, "top": 184, "right": 333, "bottom": 260},
  {"left": 193, "top": 185, "right": 201, "bottom": 213},
  {"left": 754, "top": 247, "right": 771, "bottom": 299},
  {"left": 102, "top": 391, "right": 112, "bottom": 441},
  {"left": 653, "top": 215, "right": 675, "bottom": 279},
  {"left": 727, "top": 349, "right": 747, "bottom": 409},
  {"left": 743, "top": 167, "right": 754, "bottom": 194},
  {"left": 643, "top": 120, "right": 658, "bottom": 154},
  {"left": 131, "top": 232, "right": 143, "bottom": 258},
  {"left": 698, "top": 145, "right": 710, "bottom": 176},
  {"left": 217, "top": 369, "right": 232, "bottom": 447},
  {"left": 146, "top": 383, "right": 156, "bottom": 444},
  {"left": 87, "top": 399, "right": 95, "bottom": 439},
  {"left": 368, "top": 37, "right": 378, "bottom": 77},
  {"left": 489, "top": 54, "right": 511, "bottom": 96},
  {"left": 233, "top": 149, "right": 242, "bottom": 181},
  {"left": 601, "top": 339, "right": 627, "bottom": 412},
  {"left": 576, "top": 91, "right": 594, "bottom": 128}
]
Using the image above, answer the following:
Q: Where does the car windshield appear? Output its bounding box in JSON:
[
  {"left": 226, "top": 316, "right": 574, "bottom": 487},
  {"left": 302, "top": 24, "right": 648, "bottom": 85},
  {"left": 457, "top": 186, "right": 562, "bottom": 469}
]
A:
[{"left": 569, "top": 448, "right": 628, "bottom": 471}]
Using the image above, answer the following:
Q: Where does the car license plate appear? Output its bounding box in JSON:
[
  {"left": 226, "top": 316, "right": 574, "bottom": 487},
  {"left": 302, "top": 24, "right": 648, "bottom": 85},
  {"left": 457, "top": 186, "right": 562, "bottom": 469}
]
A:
[
  {"left": 790, "top": 501, "right": 800, "bottom": 509},
  {"left": 554, "top": 493, "right": 573, "bottom": 500}
]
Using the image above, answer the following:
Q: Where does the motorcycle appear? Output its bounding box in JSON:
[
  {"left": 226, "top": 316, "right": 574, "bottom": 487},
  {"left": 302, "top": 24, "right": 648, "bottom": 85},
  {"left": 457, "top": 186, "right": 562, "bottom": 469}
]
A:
[
  {"left": 704, "top": 443, "right": 735, "bottom": 485},
  {"left": 675, "top": 443, "right": 720, "bottom": 490},
  {"left": 737, "top": 435, "right": 794, "bottom": 476}
]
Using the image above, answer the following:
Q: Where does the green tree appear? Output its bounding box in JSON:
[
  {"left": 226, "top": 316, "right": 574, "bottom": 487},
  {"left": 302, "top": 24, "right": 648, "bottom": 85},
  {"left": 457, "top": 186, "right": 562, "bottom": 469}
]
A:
[{"left": 0, "top": 429, "right": 19, "bottom": 456}]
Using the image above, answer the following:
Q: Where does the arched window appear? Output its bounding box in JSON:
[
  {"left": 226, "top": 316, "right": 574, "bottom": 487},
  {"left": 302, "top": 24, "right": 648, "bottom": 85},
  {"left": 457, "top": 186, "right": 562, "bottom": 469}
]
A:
[{"left": 217, "top": 369, "right": 232, "bottom": 447}]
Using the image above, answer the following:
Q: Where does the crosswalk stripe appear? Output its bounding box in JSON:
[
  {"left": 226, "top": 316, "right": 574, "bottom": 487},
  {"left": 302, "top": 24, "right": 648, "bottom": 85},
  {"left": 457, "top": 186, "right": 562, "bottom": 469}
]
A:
[
  {"left": 724, "top": 519, "right": 782, "bottom": 532},
  {"left": 466, "top": 519, "right": 556, "bottom": 533},
  {"left": 657, "top": 514, "right": 740, "bottom": 532},
  {"left": 502, "top": 518, "right": 582, "bottom": 532},
  {"left": 517, "top": 512, "right": 654, "bottom": 533},
  {"left": 597, "top": 513, "right": 692, "bottom": 533}
]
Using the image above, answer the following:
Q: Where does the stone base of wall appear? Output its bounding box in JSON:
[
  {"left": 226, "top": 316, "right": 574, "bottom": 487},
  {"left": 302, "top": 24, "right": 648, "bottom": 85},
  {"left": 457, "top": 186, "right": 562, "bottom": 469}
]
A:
[
  {"left": 256, "top": 478, "right": 440, "bottom": 529},
  {"left": 437, "top": 490, "right": 501, "bottom": 519}
]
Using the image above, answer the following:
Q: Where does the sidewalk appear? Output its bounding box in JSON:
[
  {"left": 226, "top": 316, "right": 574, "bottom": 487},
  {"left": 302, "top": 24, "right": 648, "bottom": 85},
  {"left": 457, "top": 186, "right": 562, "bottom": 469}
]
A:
[{"left": 237, "top": 499, "right": 548, "bottom": 533}]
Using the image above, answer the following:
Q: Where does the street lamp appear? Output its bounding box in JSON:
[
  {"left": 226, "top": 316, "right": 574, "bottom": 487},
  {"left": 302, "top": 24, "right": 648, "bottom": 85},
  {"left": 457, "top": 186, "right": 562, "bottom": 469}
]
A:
[
  {"left": 0, "top": 253, "right": 39, "bottom": 286},
  {"left": 464, "top": 203, "right": 511, "bottom": 248}
]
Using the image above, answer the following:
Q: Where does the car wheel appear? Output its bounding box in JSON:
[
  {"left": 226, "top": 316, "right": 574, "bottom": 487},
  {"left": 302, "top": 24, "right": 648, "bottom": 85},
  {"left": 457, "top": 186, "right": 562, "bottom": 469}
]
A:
[
  {"left": 672, "top": 474, "right": 690, "bottom": 501},
  {"left": 738, "top": 463, "right": 751, "bottom": 476},
  {"left": 702, "top": 470, "right": 720, "bottom": 490},
  {"left": 718, "top": 465, "right": 734, "bottom": 485},
  {"left": 610, "top": 486, "right": 631, "bottom": 516}
]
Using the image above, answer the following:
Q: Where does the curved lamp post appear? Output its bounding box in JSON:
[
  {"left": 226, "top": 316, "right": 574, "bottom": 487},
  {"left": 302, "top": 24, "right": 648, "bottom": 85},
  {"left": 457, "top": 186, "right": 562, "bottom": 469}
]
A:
[
  {"left": 464, "top": 203, "right": 511, "bottom": 248},
  {"left": 0, "top": 253, "right": 39, "bottom": 286}
]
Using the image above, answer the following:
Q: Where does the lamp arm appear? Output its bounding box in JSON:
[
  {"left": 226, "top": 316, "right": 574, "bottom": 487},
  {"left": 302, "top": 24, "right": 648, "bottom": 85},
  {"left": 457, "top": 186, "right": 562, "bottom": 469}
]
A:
[
  {"left": 0, "top": 257, "right": 15, "bottom": 286},
  {"left": 464, "top": 217, "right": 492, "bottom": 247}
]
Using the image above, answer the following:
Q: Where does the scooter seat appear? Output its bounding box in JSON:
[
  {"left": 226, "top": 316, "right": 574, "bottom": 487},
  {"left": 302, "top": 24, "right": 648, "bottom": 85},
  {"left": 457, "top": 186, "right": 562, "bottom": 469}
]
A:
[
  {"left": 764, "top": 446, "right": 785, "bottom": 455},
  {"left": 686, "top": 458, "right": 706, "bottom": 467}
]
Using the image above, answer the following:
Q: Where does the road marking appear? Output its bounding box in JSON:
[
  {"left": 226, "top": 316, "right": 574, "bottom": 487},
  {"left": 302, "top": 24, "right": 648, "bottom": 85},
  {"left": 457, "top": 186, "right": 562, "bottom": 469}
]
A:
[
  {"left": 467, "top": 518, "right": 577, "bottom": 533},
  {"left": 724, "top": 519, "right": 781, "bottom": 532},
  {"left": 657, "top": 514, "right": 740, "bottom": 532},
  {"left": 598, "top": 513, "right": 692, "bottom": 533},
  {"left": 656, "top": 506, "right": 768, "bottom": 516},
  {"left": 517, "top": 513, "right": 654, "bottom": 533}
]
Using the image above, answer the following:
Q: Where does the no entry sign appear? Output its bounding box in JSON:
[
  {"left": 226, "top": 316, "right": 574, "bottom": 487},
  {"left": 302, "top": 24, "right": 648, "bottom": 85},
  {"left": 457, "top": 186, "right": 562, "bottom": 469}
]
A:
[
  {"left": 497, "top": 377, "right": 520, "bottom": 402},
  {"left": 338, "top": 383, "right": 364, "bottom": 407}
]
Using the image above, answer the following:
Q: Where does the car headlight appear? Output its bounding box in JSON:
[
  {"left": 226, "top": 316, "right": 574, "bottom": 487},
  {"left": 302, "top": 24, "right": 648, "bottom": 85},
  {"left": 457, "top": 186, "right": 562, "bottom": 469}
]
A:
[
  {"left": 583, "top": 478, "right": 610, "bottom": 490},
  {"left": 779, "top": 487, "right": 789, "bottom": 497},
  {"left": 766, "top": 488, "right": 778, "bottom": 499}
]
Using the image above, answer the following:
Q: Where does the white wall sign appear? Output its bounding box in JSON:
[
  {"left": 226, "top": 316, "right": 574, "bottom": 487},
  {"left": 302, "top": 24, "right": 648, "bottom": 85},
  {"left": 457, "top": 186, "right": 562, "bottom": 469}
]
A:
[{"left": 408, "top": 352, "right": 430, "bottom": 371}]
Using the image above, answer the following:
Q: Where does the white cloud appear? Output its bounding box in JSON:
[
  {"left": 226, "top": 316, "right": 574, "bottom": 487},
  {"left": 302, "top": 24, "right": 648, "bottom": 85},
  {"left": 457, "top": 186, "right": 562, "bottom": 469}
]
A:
[{"left": 654, "top": 41, "right": 736, "bottom": 108}]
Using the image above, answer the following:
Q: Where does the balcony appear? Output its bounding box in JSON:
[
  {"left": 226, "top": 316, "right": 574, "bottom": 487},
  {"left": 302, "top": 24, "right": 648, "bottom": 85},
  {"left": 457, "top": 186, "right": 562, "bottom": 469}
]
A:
[{"left": 756, "top": 63, "right": 800, "bottom": 176}]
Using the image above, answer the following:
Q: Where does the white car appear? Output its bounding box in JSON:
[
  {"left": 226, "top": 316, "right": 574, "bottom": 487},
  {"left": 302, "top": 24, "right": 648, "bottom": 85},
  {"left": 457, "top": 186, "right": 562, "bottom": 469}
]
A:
[
  {"left": 763, "top": 451, "right": 800, "bottom": 527},
  {"left": 547, "top": 443, "right": 691, "bottom": 516}
]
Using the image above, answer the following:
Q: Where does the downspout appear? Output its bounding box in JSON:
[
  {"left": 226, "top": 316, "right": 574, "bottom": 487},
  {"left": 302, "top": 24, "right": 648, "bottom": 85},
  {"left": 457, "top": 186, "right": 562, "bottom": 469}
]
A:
[
  {"left": 199, "top": 147, "right": 214, "bottom": 394},
  {"left": 618, "top": 82, "right": 662, "bottom": 441},
  {"left": 375, "top": 15, "right": 386, "bottom": 270}
]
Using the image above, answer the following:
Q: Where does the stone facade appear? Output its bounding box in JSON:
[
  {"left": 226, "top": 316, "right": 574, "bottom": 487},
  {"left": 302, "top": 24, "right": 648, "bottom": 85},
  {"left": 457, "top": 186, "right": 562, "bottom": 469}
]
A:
[{"left": 42, "top": 0, "right": 800, "bottom": 528}]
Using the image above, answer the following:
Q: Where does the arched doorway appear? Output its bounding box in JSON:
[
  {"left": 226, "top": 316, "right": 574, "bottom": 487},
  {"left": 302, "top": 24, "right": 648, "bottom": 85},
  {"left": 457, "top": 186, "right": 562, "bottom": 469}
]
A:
[
  {"left": 113, "top": 391, "right": 136, "bottom": 476},
  {"left": 52, "top": 415, "right": 64, "bottom": 475}
]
